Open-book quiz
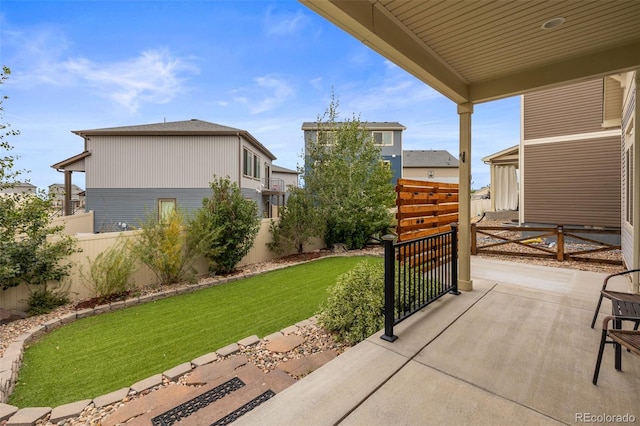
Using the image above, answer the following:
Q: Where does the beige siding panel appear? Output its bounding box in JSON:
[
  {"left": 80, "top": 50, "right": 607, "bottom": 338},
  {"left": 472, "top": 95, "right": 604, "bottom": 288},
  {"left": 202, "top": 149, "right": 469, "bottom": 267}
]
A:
[
  {"left": 523, "top": 79, "right": 604, "bottom": 140},
  {"left": 403, "top": 167, "right": 459, "bottom": 181},
  {"left": 523, "top": 136, "right": 621, "bottom": 227},
  {"left": 87, "top": 136, "right": 238, "bottom": 188}
]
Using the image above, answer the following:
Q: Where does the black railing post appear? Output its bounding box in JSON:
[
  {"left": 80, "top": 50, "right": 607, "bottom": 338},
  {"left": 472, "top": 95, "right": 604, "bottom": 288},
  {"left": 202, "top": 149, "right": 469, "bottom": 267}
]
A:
[
  {"left": 450, "top": 223, "right": 461, "bottom": 295},
  {"left": 381, "top": 234, "right": 398, "bottom": 342}
]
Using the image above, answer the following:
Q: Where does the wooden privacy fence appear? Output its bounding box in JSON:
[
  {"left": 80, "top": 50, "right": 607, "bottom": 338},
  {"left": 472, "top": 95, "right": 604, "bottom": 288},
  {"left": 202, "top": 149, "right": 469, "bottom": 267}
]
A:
[
  {"left": 395, "top": 179, "right": 459, "bottom": 242},
  {"left": 382, "top": 179, "right": 461, "bottom": 340},
  {"left": 471, "top": 223, "right": 622, "bottom": 265}
]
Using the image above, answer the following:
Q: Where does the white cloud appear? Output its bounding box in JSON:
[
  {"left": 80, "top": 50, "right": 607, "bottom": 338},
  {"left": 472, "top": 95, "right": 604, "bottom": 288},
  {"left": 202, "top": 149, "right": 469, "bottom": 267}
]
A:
[
  {"left": 4, "top": 23, "right": 200, "bottom": 112},
  {"left": 232, "top": 75, "right": 295, "bottom": 114},
  {"left": 59, "top": 49, "right": 200, "bottom": 112},
  {"left": 265, "top": 9, "right": 306, "bottom": 36}
]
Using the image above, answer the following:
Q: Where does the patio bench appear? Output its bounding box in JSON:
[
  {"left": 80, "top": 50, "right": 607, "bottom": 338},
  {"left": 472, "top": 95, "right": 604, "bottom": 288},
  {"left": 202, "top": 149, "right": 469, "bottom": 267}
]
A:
[
  {"left": 593, "top": 315, "right": 640, "bottom": 385},
  {"left": 590, "top": 269, "right": 640, "bottom": 329}
]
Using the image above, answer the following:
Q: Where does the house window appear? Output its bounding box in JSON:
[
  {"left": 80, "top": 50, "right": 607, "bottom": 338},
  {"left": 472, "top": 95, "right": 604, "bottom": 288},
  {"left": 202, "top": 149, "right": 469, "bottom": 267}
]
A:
[
  {"left": 158, "top": 198, "right": 176, "bottom": 223},
  {"left": 243, "top": 148, "right": 253, "bottom": 178},
  {"left": 254, "top": 154, "right": 261, "bottom": 179},
  {"left": 372, "top": 131, "right": 393, "bottom": 146},
  {"left": 243, "top": 148, "right": 261, "bottom": 179}
]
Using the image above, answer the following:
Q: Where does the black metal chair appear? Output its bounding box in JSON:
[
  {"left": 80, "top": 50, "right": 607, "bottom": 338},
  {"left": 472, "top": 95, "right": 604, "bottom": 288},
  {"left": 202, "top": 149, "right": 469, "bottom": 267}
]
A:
[
  {"left": 590, "top": 269, "right": 640, "bottom": 329},
  {"left": 593, "top": 315, "right": 640, "bottom": 385}
]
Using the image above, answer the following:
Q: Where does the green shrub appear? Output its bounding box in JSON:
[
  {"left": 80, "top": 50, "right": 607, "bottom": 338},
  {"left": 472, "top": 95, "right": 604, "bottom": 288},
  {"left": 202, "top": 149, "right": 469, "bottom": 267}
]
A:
[
  {"left": 130, "top": 210, "right": 197, "bottom": 286},
  {"left": 317, "top": 260, "right": 385, "bottom": 344},
  {"left": 268, "top": 186, "right": 321, "bottom": 255},
  {"left": 81, "top": 239, "right": 136, "bottom": 302},
  {"left": 27, "top": 287, "right": 69, "bottom": 316},
  {"left": 189, "top": 176, "right": 260, "bottom": 274},
  {"left": 318, "top": 260, "right": 439, "bottom": 343}
]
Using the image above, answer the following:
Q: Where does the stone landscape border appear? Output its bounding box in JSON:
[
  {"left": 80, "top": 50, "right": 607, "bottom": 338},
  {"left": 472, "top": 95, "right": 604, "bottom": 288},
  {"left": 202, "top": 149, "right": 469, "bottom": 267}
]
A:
[{"left": 0, "top": 260, "right": 309, "bottom": 425}]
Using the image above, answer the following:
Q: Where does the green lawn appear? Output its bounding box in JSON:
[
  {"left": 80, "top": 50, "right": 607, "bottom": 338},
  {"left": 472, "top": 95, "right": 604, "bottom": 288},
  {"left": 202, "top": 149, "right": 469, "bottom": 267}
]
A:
[{"left": 10, "top": 256, "right": 381, "bottom": 408}]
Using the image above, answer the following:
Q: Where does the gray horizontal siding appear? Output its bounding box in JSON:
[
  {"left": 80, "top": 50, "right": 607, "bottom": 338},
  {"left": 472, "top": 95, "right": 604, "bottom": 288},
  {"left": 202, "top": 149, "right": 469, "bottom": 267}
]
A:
[
  {"left": 524, "top": 79, "right": 604, "bottom": 140},
  {"left": 87, "top": 188, "right": 212, "bottom": 232},
  {"left": 523, "top": 136, "right": 621, "bottom": 227},
  {"left": 88, "top": 187, "right": 267, "bottom": 232}
]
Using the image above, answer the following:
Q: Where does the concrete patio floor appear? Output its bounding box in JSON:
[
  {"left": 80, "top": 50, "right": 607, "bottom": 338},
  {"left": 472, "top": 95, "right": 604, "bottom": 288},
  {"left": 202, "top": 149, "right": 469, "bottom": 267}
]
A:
[{"left": 237, "top": 257, "right": 640, "bottom": 425}]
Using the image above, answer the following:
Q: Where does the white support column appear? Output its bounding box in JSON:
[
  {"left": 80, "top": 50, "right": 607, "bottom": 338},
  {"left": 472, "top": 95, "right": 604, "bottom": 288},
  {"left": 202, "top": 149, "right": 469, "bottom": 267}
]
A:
[
  {"left": 633, "top": 71, "right": 640, "bottom": 292},
  {"left": 457, "top": 102, "right": 474, "bottom": 291},
  {"left": 490, "top": 164, "right": 496, "bottom": 212}
]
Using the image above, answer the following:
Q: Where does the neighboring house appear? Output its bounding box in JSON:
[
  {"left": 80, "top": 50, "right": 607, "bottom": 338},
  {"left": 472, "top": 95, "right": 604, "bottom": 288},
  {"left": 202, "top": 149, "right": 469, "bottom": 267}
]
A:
[
  {"left": 0, "top": 182, "right": 37, "bottom": 196},
  {"left": 51, "top": 119, "right": 282, "bottom": 232},
  {"left": 402, "top": 150, "right": 459, "bottom": 184},
  {"left": 48, "top": 183, "right": 85, "bottom": 214},
  {"left": 301, "top": 121, "right": 405, "bottom": 184},
  {"left": 481, "top": 145, "right": 519, "bottom": 211},
  {"left": 520, "top": 77, "right": 623, "bottom": 229},
  {"left": 267, "top": 164, "right": 300, "bottom": 218},
  {"left": 482, "top": 73, "right": 638, "bottom": 271}
]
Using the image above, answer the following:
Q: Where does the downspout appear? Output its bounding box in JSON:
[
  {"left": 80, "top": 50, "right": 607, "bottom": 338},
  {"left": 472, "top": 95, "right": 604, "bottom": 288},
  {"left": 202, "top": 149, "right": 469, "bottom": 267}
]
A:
[{"left": 238, "top": 132, "right": 242, "bottom": 187}]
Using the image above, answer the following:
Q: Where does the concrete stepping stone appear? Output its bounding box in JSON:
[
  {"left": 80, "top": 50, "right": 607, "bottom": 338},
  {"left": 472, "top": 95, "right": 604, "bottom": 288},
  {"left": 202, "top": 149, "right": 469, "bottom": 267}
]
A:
[
  {"left": 280, "top": 325, "right": 298, "bottom": 335},
  {"left": 186, "top": 356, "right": 248, "bottom": 385},
  {"left": 0, "top": 403, "right": 19, "bottom": 422},
  {"left": 265, "top": 335, "right": 305, "bottom": 353},
  {"left": 162, "top": 364, "right": 293, "bottom": 426},
  {"left": 163, "top": 362, "right": 192, "bottom": 381},
  {"left": 6, "top": 407, "right": 51, "bottom": 426},
  {"left": 217, "top": 343, "right": 240, "bottom": 357},
  {"left": 278, "top": 350, "right": 338, "bottom": 377},
  {"left": 191, "top": 351, "right": 218, "bottom": 367},
  {"left": 263, "top": 331, "right": 283, "bottom": 341},
  {"left": 102, "top": 385, "right": 193, "bottom": 426},
  {"left": 130, "top": 373, "right": 163, "bottom": 393},
  {"left": 238, "top": 335, "right": 260, "bottom": 347},
  {"left": 93, "top": 387, "right": 130, "bottom": 409},
  {"left": 49, "top": 399, "right": 91, "bottom": 423},
  {"left": 125, "top": 371, "right": 249, "bottom": 426}
]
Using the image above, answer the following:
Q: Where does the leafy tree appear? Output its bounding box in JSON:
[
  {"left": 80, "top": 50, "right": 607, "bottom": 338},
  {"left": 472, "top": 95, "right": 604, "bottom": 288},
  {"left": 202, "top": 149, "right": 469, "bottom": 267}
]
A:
[
  {"left": 268, "top": 186, "right": 322, "bottom": 254},
  {"left": 0, "top": 66, "right": 23, "bottom": 190},
  {"left": 189, "top": 176, "right": 260, "bottom": 274},
  {"left": 0, "top": 66, "right": 79, "bottom": 308},
  {"left": 129, "top": 209, "right": 197, "bottom": 286},
  {"left": 304, "top": 95, "right": 395, "bottom": 249}
]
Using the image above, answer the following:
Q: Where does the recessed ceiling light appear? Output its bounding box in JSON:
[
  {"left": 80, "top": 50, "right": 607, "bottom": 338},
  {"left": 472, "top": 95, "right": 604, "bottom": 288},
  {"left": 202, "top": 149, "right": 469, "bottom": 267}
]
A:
[{"left": 541, "top": 17, "right": 566, "bottom": 30}]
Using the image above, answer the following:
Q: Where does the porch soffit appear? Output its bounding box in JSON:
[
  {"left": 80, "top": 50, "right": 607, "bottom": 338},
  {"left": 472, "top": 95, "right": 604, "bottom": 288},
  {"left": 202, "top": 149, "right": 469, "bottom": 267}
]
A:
[{"left": 300, "top": 0, "right": 640, "bottom": 104}]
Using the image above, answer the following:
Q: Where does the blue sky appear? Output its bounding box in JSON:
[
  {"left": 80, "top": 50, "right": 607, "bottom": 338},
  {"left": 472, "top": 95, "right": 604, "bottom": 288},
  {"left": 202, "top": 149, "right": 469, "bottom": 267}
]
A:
[{"left": 1, "top": 1, "right": 519, "bottom": 191}]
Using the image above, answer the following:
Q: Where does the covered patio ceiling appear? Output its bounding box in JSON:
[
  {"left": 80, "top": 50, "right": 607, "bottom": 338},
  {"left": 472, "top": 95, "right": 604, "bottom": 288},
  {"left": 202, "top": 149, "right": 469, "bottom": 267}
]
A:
[
  {"left": 300, "top": 0, "right": 640, "bottom": 291},
  {"left": 300, "top": 0, "right": 640, "bottom": 104}
]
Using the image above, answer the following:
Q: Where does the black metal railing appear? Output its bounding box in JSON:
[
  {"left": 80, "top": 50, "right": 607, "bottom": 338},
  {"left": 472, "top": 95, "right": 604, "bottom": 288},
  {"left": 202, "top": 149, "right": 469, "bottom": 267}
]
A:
[
  {"left": 381, "top": 223, "right": 460, "bottom": 342},
  {"left": 264, "top": 178, "right": 285, "bottom": 192}
]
